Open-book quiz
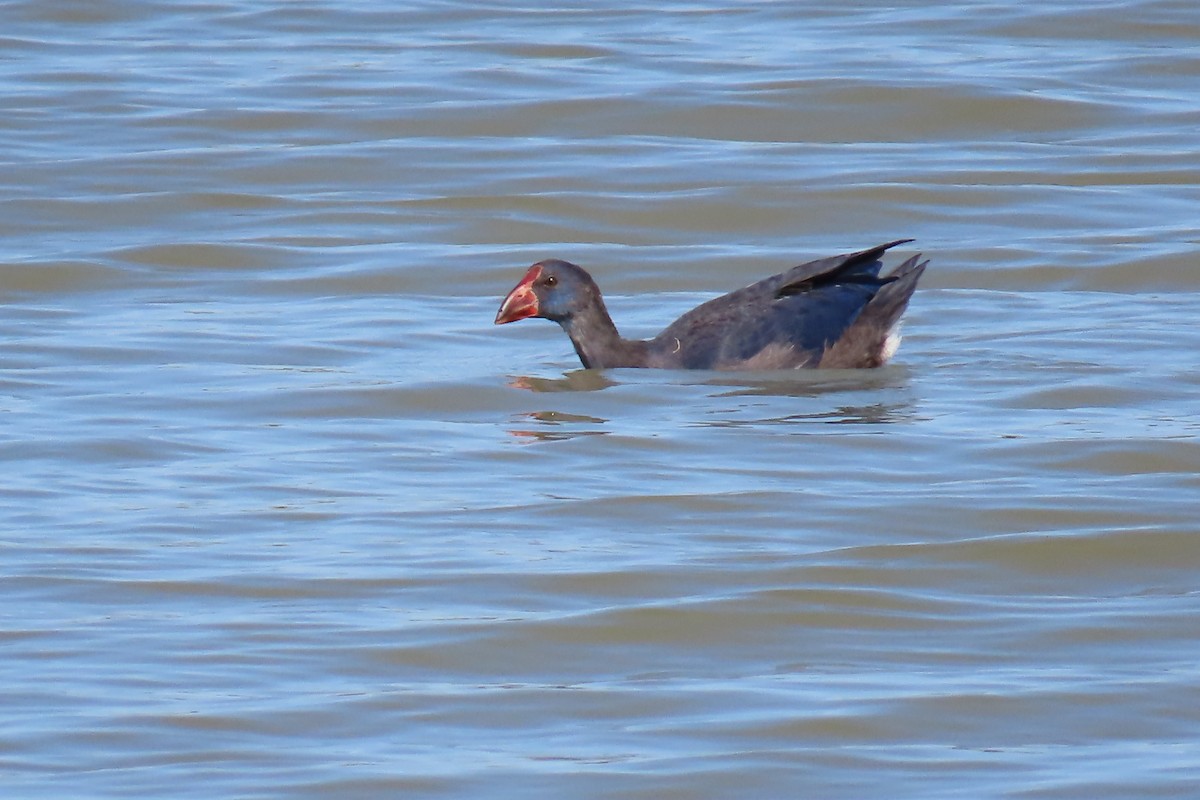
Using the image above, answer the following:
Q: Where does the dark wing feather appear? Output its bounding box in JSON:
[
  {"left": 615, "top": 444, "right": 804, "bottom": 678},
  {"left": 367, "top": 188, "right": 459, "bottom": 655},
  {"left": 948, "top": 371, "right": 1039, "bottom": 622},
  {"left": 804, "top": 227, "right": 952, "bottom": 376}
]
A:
[
  {"left": 648, "top": 241, "right": 914, "bottom": 369},
  {"left": 773, "top": 238, "right": 913, "bottom": 297}
]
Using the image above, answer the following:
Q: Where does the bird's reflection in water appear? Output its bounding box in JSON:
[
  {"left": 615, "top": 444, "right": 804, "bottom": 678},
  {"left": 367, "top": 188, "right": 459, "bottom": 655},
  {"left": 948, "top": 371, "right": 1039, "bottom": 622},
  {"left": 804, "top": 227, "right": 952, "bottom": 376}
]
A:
[
  {"left": 507, "top": 410, "right": 610, "bottom": 443},
  {"left": 699, "top": 368, "right": 917, "bottom": 426},
  {"left": 701, "top": 364, "right": 911, "bottom": 399},
  {"left": 505, "top": 364, "right": 916, "bottom": 438},
  {"left": 507, "top": 370, "right": 614, "bottom": 393},
  {"left": 509, "top": 364, "right": 910, "bottom": 397},
  {"left": 695, "top": 401, "right": 917, "bottom": 429}
]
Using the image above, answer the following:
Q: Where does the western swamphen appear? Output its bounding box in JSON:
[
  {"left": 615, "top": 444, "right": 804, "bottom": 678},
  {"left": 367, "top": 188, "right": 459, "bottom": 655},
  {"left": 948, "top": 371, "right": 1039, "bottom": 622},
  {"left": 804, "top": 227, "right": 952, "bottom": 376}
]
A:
[{"left": 495, "top": 240, "right": 927, "bottom": 370}]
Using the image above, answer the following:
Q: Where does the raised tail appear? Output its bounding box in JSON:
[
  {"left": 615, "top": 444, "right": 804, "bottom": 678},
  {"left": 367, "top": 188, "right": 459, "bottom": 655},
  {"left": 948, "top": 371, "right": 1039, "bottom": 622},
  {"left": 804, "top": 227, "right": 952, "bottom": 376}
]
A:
[{"left": 818, "top": 253, "right": 928, "bottom": 368}]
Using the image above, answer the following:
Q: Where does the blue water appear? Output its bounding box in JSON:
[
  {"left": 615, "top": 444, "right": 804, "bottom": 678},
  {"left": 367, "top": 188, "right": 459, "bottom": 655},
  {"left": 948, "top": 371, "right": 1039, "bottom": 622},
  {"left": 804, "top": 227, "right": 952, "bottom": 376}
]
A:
[{"left": 3, "top": 2, "right": 1200, "bottom": 798}]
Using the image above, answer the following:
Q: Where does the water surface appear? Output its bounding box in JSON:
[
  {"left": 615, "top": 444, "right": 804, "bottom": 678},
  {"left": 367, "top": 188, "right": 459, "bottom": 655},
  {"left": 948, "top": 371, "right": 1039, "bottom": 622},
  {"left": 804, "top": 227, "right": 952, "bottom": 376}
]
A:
[{"left": 3, "top": 1, "right": 1200, "bottom": 798}]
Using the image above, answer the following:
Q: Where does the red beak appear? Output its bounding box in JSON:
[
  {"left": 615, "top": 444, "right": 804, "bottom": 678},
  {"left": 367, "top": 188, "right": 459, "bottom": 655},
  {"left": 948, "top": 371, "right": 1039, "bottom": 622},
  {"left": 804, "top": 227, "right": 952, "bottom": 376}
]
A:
[{"left": 494, "top": 266, "right": 542, "bottom": 324}]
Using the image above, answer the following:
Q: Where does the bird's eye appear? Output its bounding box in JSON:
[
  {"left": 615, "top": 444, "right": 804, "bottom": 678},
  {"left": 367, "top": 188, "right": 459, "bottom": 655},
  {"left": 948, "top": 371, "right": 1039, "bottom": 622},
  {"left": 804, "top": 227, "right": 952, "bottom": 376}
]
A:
[{"left": 544, "top": 275, "right": 557, "bottom": 287}]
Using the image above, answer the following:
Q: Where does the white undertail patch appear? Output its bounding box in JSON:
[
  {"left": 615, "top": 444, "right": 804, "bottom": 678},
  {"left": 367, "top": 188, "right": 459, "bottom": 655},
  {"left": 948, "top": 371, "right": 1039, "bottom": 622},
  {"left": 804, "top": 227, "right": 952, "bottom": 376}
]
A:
[{"left": 881, "top": 324, "right": 903, "bottom": 364}]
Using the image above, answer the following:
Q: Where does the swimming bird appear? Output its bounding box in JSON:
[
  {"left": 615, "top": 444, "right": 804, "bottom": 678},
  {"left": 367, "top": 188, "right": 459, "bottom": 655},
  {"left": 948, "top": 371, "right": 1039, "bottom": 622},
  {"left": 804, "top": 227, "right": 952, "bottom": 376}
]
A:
[{"left": 494, "top": 240, "right": 926, "bottom": 370}]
